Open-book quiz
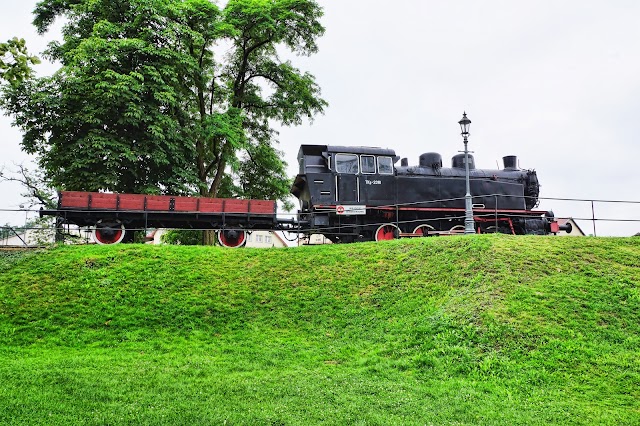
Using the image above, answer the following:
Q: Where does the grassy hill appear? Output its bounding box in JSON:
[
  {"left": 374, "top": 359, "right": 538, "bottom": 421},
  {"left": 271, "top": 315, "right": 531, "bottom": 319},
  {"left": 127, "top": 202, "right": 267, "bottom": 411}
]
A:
[{"left": 0, "top": 235, "right": 639, "bottom": 425}]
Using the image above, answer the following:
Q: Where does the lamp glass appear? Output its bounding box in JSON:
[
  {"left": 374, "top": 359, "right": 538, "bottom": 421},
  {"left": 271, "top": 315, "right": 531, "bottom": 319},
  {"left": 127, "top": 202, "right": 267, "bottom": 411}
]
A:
[{"left": 458, "top": 112, "right": 471, "bottom": 136}]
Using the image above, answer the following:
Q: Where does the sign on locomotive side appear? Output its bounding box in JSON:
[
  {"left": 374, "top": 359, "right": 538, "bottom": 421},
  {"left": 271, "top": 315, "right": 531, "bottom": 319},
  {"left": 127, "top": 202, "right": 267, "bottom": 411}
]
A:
[{"left": 336, "top": 205, "right": 367, "bottom": 215}]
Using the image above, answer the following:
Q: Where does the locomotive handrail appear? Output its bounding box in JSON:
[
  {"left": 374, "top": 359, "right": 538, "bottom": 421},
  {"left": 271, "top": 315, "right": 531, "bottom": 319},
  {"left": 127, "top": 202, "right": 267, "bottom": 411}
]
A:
[{"left": 374, "top": 194, "right": 640, "bottom": 208}]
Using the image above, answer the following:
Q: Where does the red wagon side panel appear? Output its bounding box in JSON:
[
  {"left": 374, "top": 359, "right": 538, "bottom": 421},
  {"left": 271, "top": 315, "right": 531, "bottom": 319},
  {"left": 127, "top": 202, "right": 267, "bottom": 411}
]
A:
[
  {"left": 90, "top": 193, "right": 119, "bottom": 210},
  {"left": 174, "top": 196, "right": 199, "bottom": 212},
  {"left": 199, "top": 198, "right": 223, "bottom": 213},
  {"left": 249, "top": 200, "right": 276, "bottom": 214},
  {"left": 57, "top": 191, "right": 276, "bottom": 216},
  {"left": 59, "top": 191, "right": 90, "bottom": 209},
  {"left": 118, "top": 194, "right": 146, "bottom": 210},
  {"left": 223, "top": 199, "right": 250, "bottom": 213},
  {"left": 145, "top": 195, "right": 171, "bottom": 211}
]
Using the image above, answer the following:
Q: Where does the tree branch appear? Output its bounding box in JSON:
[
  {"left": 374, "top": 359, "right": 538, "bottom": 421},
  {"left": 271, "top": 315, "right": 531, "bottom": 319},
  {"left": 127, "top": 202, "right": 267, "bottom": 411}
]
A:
[
  {"left": 244, "top": 72, "right": 284, "bottom": 90},
  {"left": 0, "top": 164, "right": 56, "bottom": 209}
]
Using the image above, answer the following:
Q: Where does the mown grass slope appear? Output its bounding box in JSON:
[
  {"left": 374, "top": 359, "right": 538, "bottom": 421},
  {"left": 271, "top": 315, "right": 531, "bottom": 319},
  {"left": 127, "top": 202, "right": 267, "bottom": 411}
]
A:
[{"left": 0, "top": 235, "right": 639, "bottom": 425}]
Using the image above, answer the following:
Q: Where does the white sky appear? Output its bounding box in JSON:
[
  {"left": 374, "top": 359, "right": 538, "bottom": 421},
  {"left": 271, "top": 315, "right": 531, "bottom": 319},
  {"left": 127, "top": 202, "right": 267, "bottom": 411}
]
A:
[{"left": 2, "top": 0, "right": 640, "bottom": 236}]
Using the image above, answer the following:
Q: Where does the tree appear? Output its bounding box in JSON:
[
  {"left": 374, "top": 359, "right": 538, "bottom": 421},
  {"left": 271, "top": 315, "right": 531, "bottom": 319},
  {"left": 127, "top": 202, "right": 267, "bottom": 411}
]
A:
[
  {"left": 1, "top": 0, "right": 326, "bottom": 205},
  {"left": 2, "top": 1, "right": 200, "bottom": 194},
  {"left": 0, "top": 163, "right": 57, "bottom": 210},
  {"left": 193, "top": 0, "right": 327, "bottom": 201},
  {"left": 0, "top": 37, "right": 40, "bottom": 87},
  {"left": 0, "top": 164, "right": 61, "bottom": 245}
]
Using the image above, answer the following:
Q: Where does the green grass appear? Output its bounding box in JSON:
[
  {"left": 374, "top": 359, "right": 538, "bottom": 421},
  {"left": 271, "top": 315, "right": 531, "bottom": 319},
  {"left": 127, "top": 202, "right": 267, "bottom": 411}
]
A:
[{"left": 1, "top": 235, "right": 639, "bottom": 425}]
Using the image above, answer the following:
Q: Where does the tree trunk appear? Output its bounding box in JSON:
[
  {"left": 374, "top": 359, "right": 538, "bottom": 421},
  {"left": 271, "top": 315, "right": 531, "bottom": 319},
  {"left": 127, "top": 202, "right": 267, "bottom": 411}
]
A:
[{"left": 203, "top": 229, "right": 217, "bottom": 246}]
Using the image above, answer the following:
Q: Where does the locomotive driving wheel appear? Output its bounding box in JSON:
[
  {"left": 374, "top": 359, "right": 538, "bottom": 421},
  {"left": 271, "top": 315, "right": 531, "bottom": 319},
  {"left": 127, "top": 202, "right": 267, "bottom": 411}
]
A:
[
  {"left": 217, "top": 229, "right": 247, "bottom": 248},
  {"left": 483, "top": 225, "right": 512, "bottom": 234},
  {"left": 375, "top": 223, "right": 399, "bottom": 241},
  {"left": 413, "top": 224, "right": 435, "bottom": 237},
  {"left": 449, "top": 225, "right": 465, "bottom": 235},
  {"left": 92, "top": 220, "right": 126, "bottom": 245}
]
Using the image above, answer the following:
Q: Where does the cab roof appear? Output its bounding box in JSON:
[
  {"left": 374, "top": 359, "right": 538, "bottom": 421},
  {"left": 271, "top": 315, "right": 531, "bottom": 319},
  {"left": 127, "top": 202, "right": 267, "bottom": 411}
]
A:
[{"left": 298, "top": 144, "right": 397, "bottom": 157}]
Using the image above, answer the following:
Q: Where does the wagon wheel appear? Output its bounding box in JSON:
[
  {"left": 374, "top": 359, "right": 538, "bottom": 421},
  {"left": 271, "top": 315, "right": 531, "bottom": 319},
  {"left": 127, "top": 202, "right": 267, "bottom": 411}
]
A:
[
  {"left": 217, "top": 229, "right": 247, "bottom": 248},
  {"left": 92, "top": 220, "right": 126, "bottom": 245},
  {"left": 375, "top": 223, "right": 400, "bottom": 241},
  {"left": 413, "top": 224, "right": 435, "bottom": 237}
]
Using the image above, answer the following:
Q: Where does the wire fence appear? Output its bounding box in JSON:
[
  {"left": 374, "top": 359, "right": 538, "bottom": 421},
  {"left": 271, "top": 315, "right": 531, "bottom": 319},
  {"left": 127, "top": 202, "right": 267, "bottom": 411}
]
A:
[
  {"left": 536, "top": 196, "right": 640, "bottom": 237},
  {"left": 1, "top": 195, "right": 640, "bottom": 247}
]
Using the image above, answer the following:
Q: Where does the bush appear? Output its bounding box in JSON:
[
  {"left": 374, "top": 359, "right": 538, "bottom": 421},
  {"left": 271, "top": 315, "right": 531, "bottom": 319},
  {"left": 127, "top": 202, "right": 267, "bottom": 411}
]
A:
[{"left": 160, "top": 229, "right": 204, "bottom": 245}]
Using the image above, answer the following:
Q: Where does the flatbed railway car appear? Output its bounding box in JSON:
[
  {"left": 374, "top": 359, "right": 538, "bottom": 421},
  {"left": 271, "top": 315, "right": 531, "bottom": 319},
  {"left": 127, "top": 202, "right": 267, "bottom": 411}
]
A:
[{"left": 42, "top": 191, "right": 278, "bottom": 247}]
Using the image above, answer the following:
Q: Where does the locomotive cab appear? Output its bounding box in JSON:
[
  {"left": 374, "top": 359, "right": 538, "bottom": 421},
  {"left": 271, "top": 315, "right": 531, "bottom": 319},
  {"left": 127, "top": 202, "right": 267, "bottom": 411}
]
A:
[
  {"left": 291, "top": 145, "right": 399, "bottom": 210},
  {"left": 291, "top": 145, "right": 400, "bottom": 242}
]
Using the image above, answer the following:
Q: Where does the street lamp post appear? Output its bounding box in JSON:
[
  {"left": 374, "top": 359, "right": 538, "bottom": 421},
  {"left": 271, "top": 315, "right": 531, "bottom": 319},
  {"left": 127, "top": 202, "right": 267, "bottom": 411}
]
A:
[
  {"left": 19, "top": 204, "right": 28, "bottom": 230},
  {"left": 458, "top": 112, "right": 476, "bottom": 234}
]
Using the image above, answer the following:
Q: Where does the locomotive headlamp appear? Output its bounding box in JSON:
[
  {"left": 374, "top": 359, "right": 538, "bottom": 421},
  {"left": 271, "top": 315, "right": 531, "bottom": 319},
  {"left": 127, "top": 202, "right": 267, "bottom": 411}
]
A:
[{"left": 458, "top": 112, "right": 471, "bottom": 137}]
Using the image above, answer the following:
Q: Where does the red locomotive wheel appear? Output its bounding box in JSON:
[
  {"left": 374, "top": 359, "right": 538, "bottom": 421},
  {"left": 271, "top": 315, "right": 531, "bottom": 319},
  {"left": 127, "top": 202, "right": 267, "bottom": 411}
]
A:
[
  {"left": 217, "top": 229, "right": 247, "bottom": 248},
  {"left": 375, "top": 224, "right": 399, "bottom": 241},
  {"left": 413, "top": 224, "right": 435, "bottom": 236},
  {"left": 92, "top": 220, "right": 126, "bottom": 245},
  {"left": 449, "top": 225, "right": 465, "bottom": 234}
]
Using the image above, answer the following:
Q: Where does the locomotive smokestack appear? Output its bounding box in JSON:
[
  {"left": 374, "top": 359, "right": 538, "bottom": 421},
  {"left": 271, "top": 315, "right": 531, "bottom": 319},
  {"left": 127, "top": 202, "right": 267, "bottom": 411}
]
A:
[
  {"left": 419, "top": 153, "right": 442, "bottom": 168},
  {"left": 503, "top": 155, "right": 518, "bottom": 170}
]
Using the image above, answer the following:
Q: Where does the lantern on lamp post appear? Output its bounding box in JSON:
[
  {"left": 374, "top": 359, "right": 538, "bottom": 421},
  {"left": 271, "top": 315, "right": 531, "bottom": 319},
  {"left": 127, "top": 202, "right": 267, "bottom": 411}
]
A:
[{"left": 458, "top": 112, "right": 476, "bottom": 234}]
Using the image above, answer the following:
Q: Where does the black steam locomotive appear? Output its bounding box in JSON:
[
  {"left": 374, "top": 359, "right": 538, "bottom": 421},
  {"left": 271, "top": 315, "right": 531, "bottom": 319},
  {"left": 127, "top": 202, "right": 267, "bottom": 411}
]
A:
[{"left": 290, "top": 144, "right": 568, "bottom": 242}]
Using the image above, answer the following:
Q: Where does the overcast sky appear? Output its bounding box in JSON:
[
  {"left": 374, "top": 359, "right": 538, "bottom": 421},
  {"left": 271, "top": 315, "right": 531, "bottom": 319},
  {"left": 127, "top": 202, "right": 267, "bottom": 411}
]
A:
[{"left": 2, "top": 1, "right": 640, "bottom": 236}]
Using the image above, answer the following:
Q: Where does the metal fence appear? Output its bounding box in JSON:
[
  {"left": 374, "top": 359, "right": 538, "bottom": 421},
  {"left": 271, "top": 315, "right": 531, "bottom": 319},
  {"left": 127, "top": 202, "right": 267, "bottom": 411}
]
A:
[{"left": 535, "top": 196, "right": 640, "bottom": 237}]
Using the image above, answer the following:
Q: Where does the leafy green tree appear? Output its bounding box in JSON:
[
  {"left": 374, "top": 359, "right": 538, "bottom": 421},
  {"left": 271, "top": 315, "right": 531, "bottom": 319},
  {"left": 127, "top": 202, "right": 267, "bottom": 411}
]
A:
[
  {"left": 160, "top": 229, "right": 204, "bottom": 245},
  {"left": 3, "top": 1, "right": 199, "bottom": 194},
  {"left": 197, "top": 0, "right": 327, "bottom": 201},
  {"left": 0, "top": 37, "right": 40, "bottom": 87},
  {"left": 2, "top": 0, "right": 326, "bottom": 204}
]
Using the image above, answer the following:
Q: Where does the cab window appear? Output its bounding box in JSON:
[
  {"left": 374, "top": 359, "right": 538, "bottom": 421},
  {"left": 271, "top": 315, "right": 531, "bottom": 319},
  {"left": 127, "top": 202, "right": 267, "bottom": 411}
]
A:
[
  {"left": 377, "top": 156, "right": 394, "bottom": 174},
  {"left": 335, "top": 154, "right": 359, "bottom": 174},
  {"left": 361, "top": 155, "right": 376, "bottom": 174}
]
